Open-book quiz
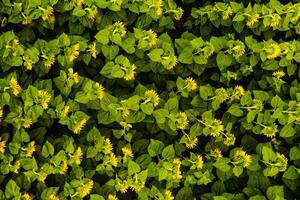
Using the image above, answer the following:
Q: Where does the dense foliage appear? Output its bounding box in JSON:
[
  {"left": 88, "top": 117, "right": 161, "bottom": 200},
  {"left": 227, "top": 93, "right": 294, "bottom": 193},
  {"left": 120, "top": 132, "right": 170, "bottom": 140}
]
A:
[{"left": 0, "top": 0, "right": 300, "bottom": 199}]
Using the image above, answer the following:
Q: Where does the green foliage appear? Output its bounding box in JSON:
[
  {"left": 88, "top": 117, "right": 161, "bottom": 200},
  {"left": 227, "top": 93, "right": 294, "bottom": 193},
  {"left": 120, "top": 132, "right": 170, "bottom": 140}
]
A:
[{"left": 0, "top": 0, "right": 300, "bottom": 199}]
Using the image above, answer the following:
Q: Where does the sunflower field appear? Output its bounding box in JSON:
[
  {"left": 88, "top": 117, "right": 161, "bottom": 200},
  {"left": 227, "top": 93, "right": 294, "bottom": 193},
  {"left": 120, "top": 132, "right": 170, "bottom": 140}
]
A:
[{"left": 0, "top": 0, "right": 300, "bottom": 199}]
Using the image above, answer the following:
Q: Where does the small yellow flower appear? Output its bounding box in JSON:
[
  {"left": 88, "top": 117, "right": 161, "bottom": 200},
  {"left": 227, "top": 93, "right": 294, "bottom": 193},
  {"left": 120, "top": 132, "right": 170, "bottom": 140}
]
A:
[
  {"left": 22, "top": 193, "right": 33, "bottom": 200},
  {"left": 24, "top": 59, "right": 34, "bottom": 70},
  {"left": 270, "top": 14, "right": 281, "bottom": 28},
  {"left": 122, "top": 109, "right": 130, "bottom": 118},
  {"left": 261, "top": 124, "right": 278, "bottom": 138},
  {"left": 25, "top": 141, "right": 36, "bottom": 158},
  {"left": 38, "top": 172, "right": 48, "bottom": 183},
  {"left": 38, "top": 90, "right": 51, "bottom": 109},
  {"left": 11, "top": 160, "right": 20, "bottom": 174},
  {"left": 68, "top": 68, "right": 80, "bottom": 83},
  {"left": 78, "top": 180, "right": 94, "bottom": 198},
  {"left": 184, "top": 77, "right": 198, "bottom": 91},
  {"left": 123, "top": 64, "right": 136, "bottom": 81},
  {"left": 122, "top": 147, "right": 134, "bottom": 157},
  {"left": 172, "top": 158, "right": 182, "bottom": 180},
  {"left": 120, "top": 121, "right": 132, "bottom": 131},
  {"left": 76, "top": 0, "right": 85, "bottom": 7},
  {"left": 110, "top": 153, "right": 118, "bottom": 167},
  {"left": 88, "top": 42, "right": 98, "bottom": 58},
  {"left": 164, "top": 190, "right": 174, "bottom": 200},
  {"left": 118, "top": 180, "right": 130, "bottom": 193},
  {"left": 231, "top": 41, "right": 245, "bottom": 59},
  {"left": 104, "top": 138, "right": 113, "bottom": 155},
  {"left": 0, "top": 139, "right": 6, "bottom": 154},
  {"left": 0, "top": 108, "right": 3, "bottom": 121},
  {"left": 195, "top": 155, "right": 204, "bottom": 170},
  {"left": 108, "top": 194, "right": 119, "bottom": 200},
  {"left": 74, "top": 147, "right": 83, "bottom": 165},
  {"left": 222, "top": 6, "right": 233, "bottom": 20},
  {"left": 144, "top": 90, "right": 160, "bottom": 107},
  {"left": 12, "top": 39, "right": 20, "bottom": 47},
  {"left": 243, "top": 153, "right": 252, "bottom": 168},
  {"left": 60, "top": 160, "right": 68, "bottom": 175},
  {"left": 94, "top": 82, "right": 105, "bottom": 100},
  {"left": 73, "top": 118, "right": 88, "bottom": 134},
  {"left": 266, "top": 43, "right": 281, "bottom": 60},
  {"left": 209, "top": 119, "right": 224, "bottom": 138},
  {"left": 1, "top": 17, "right": 7, "bottom": 28},
  {"left": 186, "top": 137, "right": 198, "bottom": 149},
  {"left": 22, "top": 18, "right": 32, "bottom": 25},
  {"left": 155, "top": 0, "right": 163, "bottom": 17},
  {"left": 234, "top": 85, "right": 245, "bottom": 97},
  {"left": 60, "top": 105, "right": 71, "bottom": 118},
  {"left": 49, "top": 192, "right": 59, "bottom": 200},
  {"left": 163, "top": 55, "right": 178, "bottom": 70},
  {"left": 276, "top": 153, "right": 288, "bottom": 171},
  {"left": 44, "top": 54, "right": 56, "bottom": 69},
  {"left": 246, "top": 14, "right": 260, "bottom": 27},
  {"left": 213, "top": 148, "right": 223, "bottom": 160},
  {"left": 113, "top": 21, "right": 127, "bottom": 38},
  {"left": 234, "top": 149, "right": 252, "bottom": 167},
  {"left": 146, "top": 29, "right": 158, "bottom": 47},
  {"left": 223, "top": 133, "right": 236, "bottom": 146},
  {"left": 23, "top": 118, "right": 33, "bottom": 128},
  {"left": 176, "top": 112, "right": 189, "bottom": 130},
  {"left": 86, "top": 7, "right": 98, "bottom": 21},
  {"left": 129, "top": 181, "right": 145, "bottom": 192},
  {"left": 41, "top": 6, "right": 54, "bottom": 21},
  {"left": 9, "top": 77, "right": 22, "bottom": 96},
  {"left": 69, "top": 43, "right": 80, "bottom": 63},
  {"left": 272, "top": 70, "right": 285, "bottom": 78}
]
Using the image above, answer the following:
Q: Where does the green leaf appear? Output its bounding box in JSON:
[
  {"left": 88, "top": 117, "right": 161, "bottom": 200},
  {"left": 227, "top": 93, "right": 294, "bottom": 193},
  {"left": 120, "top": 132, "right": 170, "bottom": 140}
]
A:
[
  {"left": 249, "top": 195, "right": 267, "bottom": 200},
  {"left": 227, "top": 104, "right": 244, "bottom": 117},
  {"left": 153, "top": 109, "right": 169, "bottom": 123},
  {"left": 271, "top": 95, "right": 286, "bottom": 108},
  {"left": 199, "top": 84, "right": 213, "bottom": 100},
  {"left": 41, "top": 141, "right": 55, "bottom": 158},
  {"left": 5, "top": 180, "right": 20, "bottom": 199},
  {"left": 101, "top": 45, "right": 119, "bottom": 60},
  {"left": 175, "top": 187, "right": 194, "bottom": 200},
  {"left": 162, "top": 145, "right": 175, "bottom": 160},
  {"left": 216, "top": 52, "right": 233, "bottom": 70},
  {"left": 263, "top": 167, "right": 279, "bottom": 177},
  {"left": 95, "top": 29, "right": 110, "bottom": 45},
  {"left": 147, "top": 139, "right": 165, "bottom": 157},
  {"left": 178, "top": 48, "right": 193, "bottom": 64},
  {"left": 266, "top": 185, "right": 285, "bottom": 200},
  {"left": 90, "top": 194, "right": 105, "bottom": 200},
  {"left": 158, "top": 168, "right": 169, "bottom": 181},
  {"left": 20, "top": 158, "right": 38, "bottom": 170},
  {"left": 283, "top": 166, "right": 299, "bottom": 180},
  {"left": 280, "top": 124, "right": 295, "bottom": 138},
  {"left": 213, "top": 158, "right": 231, "bottom": 172},
  {"left": 148, "top": 49, "right": 164, "bottom": 62},
  {"left": 262, "top": 146, "right": 277, "bottom": 162},
  {"left": 141, "top": 103, "right": 154, "bottom": 115},
  {"left": 72, "top": 7, "right": 86, "bottom": 17},
  {"left": 128, "top": 160, "right": 141, "bottom": 176},
  {"left": 233, "top": 166, "right": 244, "bottom": 177},
  {"left": 289, "top": 146, "right": 300, "bottom": 161},
  {"left": 164, "top": 97, "right": 179, "bottom": 113}
]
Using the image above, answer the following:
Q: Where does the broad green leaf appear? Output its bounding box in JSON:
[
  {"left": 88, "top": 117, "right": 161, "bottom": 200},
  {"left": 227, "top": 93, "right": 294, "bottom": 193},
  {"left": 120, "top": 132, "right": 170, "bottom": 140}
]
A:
[
  {"left": 5, "top": 180, "right": 20, "bottom": 199},
  {"left": 41, "top": 141, "right": 55, "bottom": 158},
  {"left": 162, "top": 145, "right": 175, "bottom": 160},
  {"left": 280, "top": 124, "right": 295, "bottom": 138},
  {"left": 147, "top": 139, "right": 165, "bottom": 157},
  {"left": 128, "top": 160, "right": 141, "bottom": 176}
]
